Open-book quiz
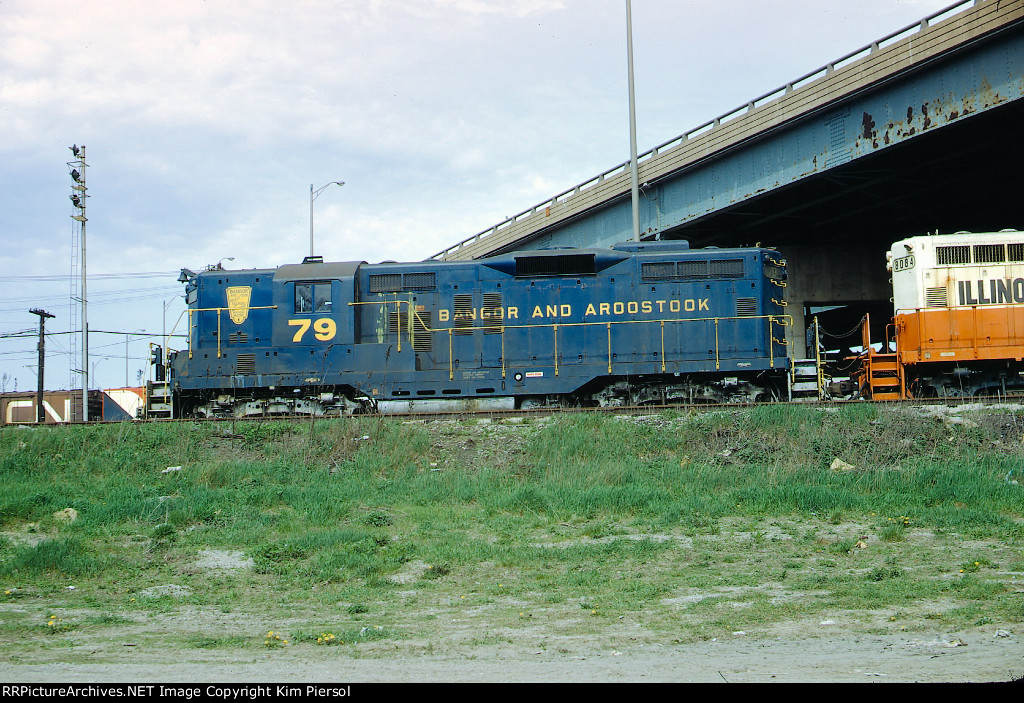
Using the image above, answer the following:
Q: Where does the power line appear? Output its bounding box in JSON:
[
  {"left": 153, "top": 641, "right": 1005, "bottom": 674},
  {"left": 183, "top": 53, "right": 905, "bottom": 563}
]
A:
[
  {"left": 0, "top": 271, "right": 177, "bottom": 282},
  {"left": 2, "top": 285, "right": 179, "bottom": 305}
]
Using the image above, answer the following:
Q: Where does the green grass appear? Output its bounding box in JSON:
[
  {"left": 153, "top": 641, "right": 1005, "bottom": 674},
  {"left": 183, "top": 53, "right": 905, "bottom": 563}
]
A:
[{"left": 0, "top": 404, "right": 1022, "bottom": 650}]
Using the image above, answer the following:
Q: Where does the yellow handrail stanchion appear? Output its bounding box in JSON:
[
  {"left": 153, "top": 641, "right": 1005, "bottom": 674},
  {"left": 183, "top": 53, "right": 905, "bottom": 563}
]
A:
[{"left": 660, "top": 320, "right": 666, "bottom": 372}]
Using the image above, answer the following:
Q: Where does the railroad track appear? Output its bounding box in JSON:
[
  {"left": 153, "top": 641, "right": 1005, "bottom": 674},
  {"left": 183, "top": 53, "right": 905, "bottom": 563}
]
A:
[{"left": 38, "top": 393, "right": 1024, "bottom": 428}]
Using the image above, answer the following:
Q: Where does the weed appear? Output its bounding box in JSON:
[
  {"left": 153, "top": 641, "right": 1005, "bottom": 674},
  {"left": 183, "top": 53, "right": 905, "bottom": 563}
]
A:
[
  {"left": 422, "top": 563, "right": 450, "bottom": 580},
  {"left": 362, "top": 510, "right": 394, "bottom": 527},
  {"left": 150, "top": 524, "right": 176, "bottom": 541},
  {"left": 868, "top": 565, "right": 904, "bottom": 581},
  {"left": 828, "top": 539, "right": 857, "bottom": 555},
  {"left": 959, "top": 558, "right": 995, "bottom": 573},
  {"left": 879, "top": 515, "right": 912, "bottom": 542},
  {"left": 296, "top": 625, "right": 393, "bottom": 646},
  {"left": 188, "top": 635, "right": 249, "bottom": 649},
  {"left": 263, "top": 630, "right": 288, "bottom": 648},
  {"left": 44, "top": 614, "right": 74, "bottom": 633}
]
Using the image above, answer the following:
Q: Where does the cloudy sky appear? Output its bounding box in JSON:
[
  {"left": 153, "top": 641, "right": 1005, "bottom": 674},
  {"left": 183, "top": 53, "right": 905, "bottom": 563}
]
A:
[{"left": 0, "top": 0, "right": 958, "bottom": 396}]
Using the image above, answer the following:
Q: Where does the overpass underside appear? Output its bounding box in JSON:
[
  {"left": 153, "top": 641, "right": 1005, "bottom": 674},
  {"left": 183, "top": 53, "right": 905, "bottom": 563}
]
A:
[{"left": 437, "top": 0, "right": 1024, "bottom": 357}]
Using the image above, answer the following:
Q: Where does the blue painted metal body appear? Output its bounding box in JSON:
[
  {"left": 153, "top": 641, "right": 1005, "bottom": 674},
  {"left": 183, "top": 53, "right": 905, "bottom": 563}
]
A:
[{"left": 170, "top": 242, "right": 790, "bottom": 413}]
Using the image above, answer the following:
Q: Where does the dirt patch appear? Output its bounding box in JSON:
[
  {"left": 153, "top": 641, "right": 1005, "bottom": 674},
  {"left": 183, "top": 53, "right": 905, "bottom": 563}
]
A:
[
  {"left": 0, "top": 609, "right": 1019, "bottom": 683},
  {"left": 193, "top": 549, "right": 254, "bottom": 571}
]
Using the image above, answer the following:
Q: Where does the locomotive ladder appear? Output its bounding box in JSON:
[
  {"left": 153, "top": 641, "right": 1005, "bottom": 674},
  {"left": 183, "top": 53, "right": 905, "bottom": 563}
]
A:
[{"left": 854, "top": 313, "right": 906, "bottom": 400}]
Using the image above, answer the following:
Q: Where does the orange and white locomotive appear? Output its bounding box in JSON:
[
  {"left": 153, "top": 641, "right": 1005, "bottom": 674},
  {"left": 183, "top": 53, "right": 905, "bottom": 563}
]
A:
[{"left": 856, "top": 230, "right": 1024, "bottom": 399}]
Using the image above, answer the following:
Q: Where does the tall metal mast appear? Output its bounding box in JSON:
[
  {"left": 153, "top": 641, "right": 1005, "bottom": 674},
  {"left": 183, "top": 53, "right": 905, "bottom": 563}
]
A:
[
  {"left": 626, "top": 0, "right": 641, "bottom": 242},
  {"left": 68, "top": 145, "right": 89, "bottom": 421}
]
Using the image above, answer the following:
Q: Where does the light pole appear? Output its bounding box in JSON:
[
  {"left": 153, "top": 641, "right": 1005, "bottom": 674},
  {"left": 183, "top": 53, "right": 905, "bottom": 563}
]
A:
[
  {"left": 208, "top": 256, "right": 234, "bottom": 271},
  {"left": 626, "top": 0, "right": 641, "bottom": 242},
  {"left": 310, "top": 181, "right": 344, "bottom": 259},
  {"left": 162, "top": 296, "right": 177, "bottom": 349}
]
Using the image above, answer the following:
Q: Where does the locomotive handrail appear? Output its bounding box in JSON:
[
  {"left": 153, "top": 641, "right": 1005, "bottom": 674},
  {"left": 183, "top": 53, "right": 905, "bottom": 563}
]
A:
[
  {"left": 407, "top": 313, "right": 792, "bottom": 382},
  {"left": 349, "top": 297, "right": 418, "bottom": 352},
  {"left": 187, "top": 305, "right": 278, "bottom": 359},
  {"left": 189, "top": 299, "right": 789, "bottom": 391}
]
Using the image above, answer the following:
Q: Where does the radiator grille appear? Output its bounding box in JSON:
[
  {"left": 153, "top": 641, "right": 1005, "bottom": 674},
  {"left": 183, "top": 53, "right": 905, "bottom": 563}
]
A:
[
  {"left": 677, "top": 260, "right": 708, "bottom": 279},
  {"left": 641, "top": 262, "right": 675, "bottom": 280},
  {"left": 936, "top": 246, "right": 970, "bottom": 265},
  {"left": 710, "top": 259, "right": 744, "bottom": 278},
  {"left": 403, "top": 272, "right": 436, "bottom": 291},
  {"left": 368, "top": 273, "right": 402, "bottom": 293},
  {"left": 974, "top": 244, "right": 1005, "bottom": 264},
  {"left": 639, "top": 259, "right": 744, "bottom": 280}
]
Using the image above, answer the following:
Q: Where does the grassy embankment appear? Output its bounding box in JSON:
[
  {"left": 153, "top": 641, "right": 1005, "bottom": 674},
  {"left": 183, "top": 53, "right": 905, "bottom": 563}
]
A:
[{"left": 1, "top": 403, "right": 1022, "bottom": 652}]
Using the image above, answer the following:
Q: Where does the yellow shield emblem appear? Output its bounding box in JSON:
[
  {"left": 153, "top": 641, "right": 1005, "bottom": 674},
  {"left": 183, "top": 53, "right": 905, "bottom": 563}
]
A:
[{"left": 226, "top": 286, "right": 252, "bottom": 324}]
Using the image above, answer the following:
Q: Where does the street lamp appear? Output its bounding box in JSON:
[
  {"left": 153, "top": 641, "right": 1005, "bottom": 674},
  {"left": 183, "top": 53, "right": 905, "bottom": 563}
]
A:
[
  {"left": 310, "top": 181, "right": 345, "bottom": 259},
  {"left": 204, "top": 256, "right": 234, "bottom": 272}
]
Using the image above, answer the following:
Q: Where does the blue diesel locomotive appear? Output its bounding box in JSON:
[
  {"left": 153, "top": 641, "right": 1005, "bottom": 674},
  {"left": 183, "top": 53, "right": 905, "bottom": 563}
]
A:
[{"left": 167, "top": 240, "right": 791, "bottom": 417}]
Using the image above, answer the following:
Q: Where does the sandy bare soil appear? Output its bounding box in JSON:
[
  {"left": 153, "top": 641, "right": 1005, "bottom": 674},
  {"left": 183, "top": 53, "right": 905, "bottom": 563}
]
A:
[
  {"left": 1, "top": 604, "right": 1021, "bottom": 683},
  {"left": 1, "top": 635, "right": 1021, "bottom": 683}
]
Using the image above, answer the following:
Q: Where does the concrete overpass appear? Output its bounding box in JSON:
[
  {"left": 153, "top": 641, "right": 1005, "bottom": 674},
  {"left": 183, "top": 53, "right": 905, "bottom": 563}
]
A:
[{"left": 433, "top": 0, "right": 1024, "bottom": 355}]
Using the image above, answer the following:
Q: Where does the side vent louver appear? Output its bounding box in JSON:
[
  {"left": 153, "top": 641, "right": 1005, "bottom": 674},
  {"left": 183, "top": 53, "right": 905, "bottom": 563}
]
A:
[
  {"left": 387, "top": 310, "right": 433, "bottom": 352},
  {"left": 926, "top": 287, "right": 948, "bottom": 307},
  {"left": 482, "top": 293, "right": 503, "bottom": 334},
  {"left": 236, "top": 353, "right": 256, "bottom": 374},
  {"left": 453, "top": 294, "right": 474, "bottom": 335},
  {"left": 736, "top": 298, "right": 757, "bottom": 316}
]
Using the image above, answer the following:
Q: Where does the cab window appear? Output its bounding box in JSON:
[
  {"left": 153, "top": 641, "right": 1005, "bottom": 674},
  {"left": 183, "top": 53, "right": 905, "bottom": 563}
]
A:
[{"left": 295, "top": 282, "right": 332, "bottom": 313}]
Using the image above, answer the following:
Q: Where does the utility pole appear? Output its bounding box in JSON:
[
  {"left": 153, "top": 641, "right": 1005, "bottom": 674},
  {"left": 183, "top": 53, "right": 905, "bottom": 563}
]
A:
[{"left": 29, "top": 308, "right": 55, "bottom": 424}]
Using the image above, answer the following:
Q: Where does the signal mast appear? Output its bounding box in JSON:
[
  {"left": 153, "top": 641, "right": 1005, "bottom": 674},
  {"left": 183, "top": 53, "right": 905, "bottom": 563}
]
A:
[{"left": 68, "top": 145, "right": 88, "bottom": 421}]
